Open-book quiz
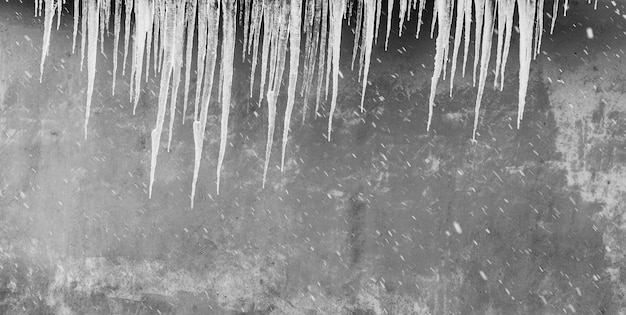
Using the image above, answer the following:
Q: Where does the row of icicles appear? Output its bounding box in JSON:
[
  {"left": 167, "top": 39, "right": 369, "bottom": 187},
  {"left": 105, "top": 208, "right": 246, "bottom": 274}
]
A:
[{"left": 37, "top": 0, "right": 571, "bottom": 207}]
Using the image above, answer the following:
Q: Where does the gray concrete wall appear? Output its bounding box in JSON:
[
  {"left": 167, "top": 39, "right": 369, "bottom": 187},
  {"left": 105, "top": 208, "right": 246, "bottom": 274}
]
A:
[{"left": 0, "top": 0, "right": 624, "bottom": 314}]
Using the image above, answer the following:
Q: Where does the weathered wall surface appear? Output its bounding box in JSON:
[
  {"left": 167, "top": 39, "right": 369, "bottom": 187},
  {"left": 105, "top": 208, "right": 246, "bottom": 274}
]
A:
[{"left": 0, "top": 0, "right": 625, "bottom": 314}]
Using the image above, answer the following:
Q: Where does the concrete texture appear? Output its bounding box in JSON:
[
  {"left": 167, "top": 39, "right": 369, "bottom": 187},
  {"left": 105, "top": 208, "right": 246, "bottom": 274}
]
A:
[{"left": 0, "top": 0, "right": 624, "bottom": 314}]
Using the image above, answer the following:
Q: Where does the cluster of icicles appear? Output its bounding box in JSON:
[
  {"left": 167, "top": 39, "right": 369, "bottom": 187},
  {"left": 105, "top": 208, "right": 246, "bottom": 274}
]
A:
[{"left": 37, "top": 0, "right": 566, "bottom": 207}]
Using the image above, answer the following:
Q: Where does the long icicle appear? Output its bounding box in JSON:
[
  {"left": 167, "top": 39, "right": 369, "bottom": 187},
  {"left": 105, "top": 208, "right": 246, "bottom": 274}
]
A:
[
  {"left": 84, "top": 0, "right": 100, "bottom": 138},
  {"left": 385, "top": 0, "right": 394, "bottom": 50},
  {"left": 72, "top": 0, "right": 79, "bottom": 53},
  {"left": 426, "top": 0, "right": 451, "bottom": 132},
  {"left": 461, "top": 0, "right": 471, "bottom": 77},
  {"left": 191, "top": 0, "right": 219, "bottom": 208},
  {"left": 112, "top": 0, "right": 122, "bottom": 95},
  {"left": 122, "top": 0, "right": 133, "bottom": 76},
  {"left": 517, "top": 0, "right": 537, "bottom": 128},
  {"left": 550, "top": 0, "right": 559, "bottom": 34},
  {"left": 263, "top": 0, "right": 289, "bottom": 187},
  {"left": 499, "top": 0, "right": 515, "bottom": 89},
  {"left": 167, "top": 0, "right": 186, "bottom": 151},
  {"left": 194, "top": 0, "right": 209, "bottom": 120},
  {"left": 359, "top": 0, "right": 375, "bottom": 113},
  {"left": 80, "top": 0, "right": 88, "bottom": 71},
  {"left": 299, "top": 0, "right": 318, "bottom": 122},
  {"left": 327, "top": 0, "right": 345, "bottom": 141},
  {"left": 280, "top": 0, "right": 302, "bottom": 172},
  {"left": 131, "top": 0, "right": 153, "bottom": 113},
  {"left": 40, "top": 0, "right": 55, "bottom": 82},
  {"left": 182, "top": 0, "right": 197, "bottom": 124},
  {"left": 314, "top": 0, "right": 328, "bottom": 118},
  {"left": 248, "top": 0, "right": 264, "bottom": 97},
  {"left": 258, "top": 0, "right": 273, "bottom": 104},
  {"left": 217, "top": 0, "right": 237, "bottom": 194},
  {"left": 472, "top": 0, "right": 495, "bottom": 141},
  {"left": 149, "top": 0, "right": 176, "bottom": 199}
]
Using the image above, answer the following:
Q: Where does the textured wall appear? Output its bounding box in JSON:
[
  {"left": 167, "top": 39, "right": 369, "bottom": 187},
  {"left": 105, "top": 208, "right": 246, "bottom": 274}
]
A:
[{"left": 0, "top": 0, "right": 624, "bottom": 314}]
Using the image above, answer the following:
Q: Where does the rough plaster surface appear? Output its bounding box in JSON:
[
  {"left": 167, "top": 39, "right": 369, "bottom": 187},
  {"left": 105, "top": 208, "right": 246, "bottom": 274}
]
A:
[{"left": 0, "top": 0, "right": 624, "bottom": 314}]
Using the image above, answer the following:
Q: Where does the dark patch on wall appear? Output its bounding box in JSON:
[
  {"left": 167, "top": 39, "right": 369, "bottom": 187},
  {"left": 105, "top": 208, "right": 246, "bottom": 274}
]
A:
[{"left": 347, "top": 185, "right": 367, "bottom": 267}]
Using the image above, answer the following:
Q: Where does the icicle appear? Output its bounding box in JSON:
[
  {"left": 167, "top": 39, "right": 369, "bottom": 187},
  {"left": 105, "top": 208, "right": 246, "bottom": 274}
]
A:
[
  {"left": 517, "top": 0, "right": 537, "bottom": 128},
  {"left": 564, "top": 0, "right": 568, "bottom": 16},
  {"left": 112, "top": 0, "right": 122, "bottom": 95},
  {"left": 430, "top": 0, "right": 438, "bottom": 39},
  {"left": 499, "top": 0, "right": 515, "bottom": 89},
  {"left": 72, "top": 0, "right": 79, "bottom": 53},
  {"left": 493, "top": 0, "right": 506, "bottom": 89},
  {"left": 472, "top": 0, "right": 486, "bottom": 87},
  {"left": 131, "top": 0, "right": 153, "bottom": 113},
  {"left": 314, "top": 0, "right": 329, "bottom": 118},
  {"left": 263, "top": 0, "right": 289, "bottom": 186},
  {"left": 40, "top": 0, "right": 55, "bottom": 82},
  {"left": 374, "top": 0, "right": 382, "bottom": 45},
  {"left": 281, "top": 0, "right": 302, "bottom": 172},
  {"left": 149, "top": 0, "right": 177, "bottom": 199},
  {"left": 359, "top": 0, "right": 375, "bottom": 113},
  {"left": 258, "top": 1, "right": 273, "bottom": 103},
  {"left": 550, "top": 0, "right": 559, "bottom": 34},
  {"left": 167, "top": 1, "right": 186, "bottom": 151},
  {"left": 80, "top": 0, "right": 88, "bottom": 71},
  {"left": 263, "top": 90, "right": 277, "bottom": 187},
  {"left": 194, "top": 0, "right": 209, "bottom": 120},
  {"left": 441, "top": 0, "right": 454, "bottom": 79},
  {"left": 398, "top": 0, "right": 407, "bottom": 37},
  {"left": 416, "top": 0, "right": 426, "bottom": 37},
  {"left": 299, "top": 0, "right": 318, "bottom": 122},
  {"left": 327, "top": 0, "right": 345, "bottom": 140},
  {"left": 461, "top": 0, "right": 471, "bottom": 77},
  {"left": 84, "top": 0, "right": 99, "bottom": 138},
  {"left": 153, "top": 1, "right": 163, "bottom": 78},
  {"left": 98, "top": 0, "right": 109, "bottom": 56},
  {"left": 323, "top": 0, "right": 333, "bottom": 100},
  {"left": 350, "top": 0, "right": 363, "bottom": 72},
  {"left": 182, "top": 0, "right": 197, "bottom": 124},
  {"left": 191, "top": 0, "right": 219, "bottom": 208},
  {"left": 56, "top": 0, "right": 63, "bottom": 30},
  {"left": 217, "top": 0, "right": 237, "bottom": 194},
  {"left": 385, "top": 0, "right": 393, "bottom": 50},
  {"left": 242, "top": 0, "right": 253, "bottom": 57},
  {"left": 426, "top": 0, "right": 451, "bottom": 132},
  {"left": 449, "top": 0, "right": 466, "bottom": 96},
  {"left": 122, "top": 0, "right": 133, "bottom": 75},
  {"left": 248, "top": 0, "right": 264, "bottom": 98},
  {"left": 534, "top": 0, "right": 545, "bottom": 59},
  {"left": 472, "top": 0, "right": 495, "bottom": 141}
]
